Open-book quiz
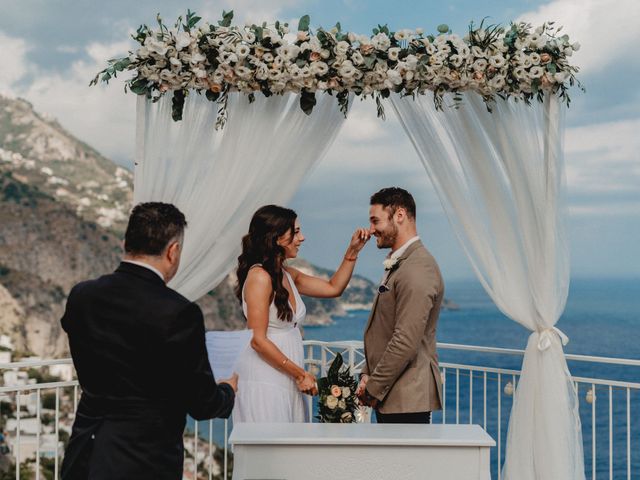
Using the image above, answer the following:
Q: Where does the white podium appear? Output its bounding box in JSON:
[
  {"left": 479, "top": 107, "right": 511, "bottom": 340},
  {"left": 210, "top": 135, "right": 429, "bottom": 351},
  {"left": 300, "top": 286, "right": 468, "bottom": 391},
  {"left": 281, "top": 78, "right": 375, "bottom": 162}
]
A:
[{"left": 230, "top": 423, "right": 495, "bottom": 480}]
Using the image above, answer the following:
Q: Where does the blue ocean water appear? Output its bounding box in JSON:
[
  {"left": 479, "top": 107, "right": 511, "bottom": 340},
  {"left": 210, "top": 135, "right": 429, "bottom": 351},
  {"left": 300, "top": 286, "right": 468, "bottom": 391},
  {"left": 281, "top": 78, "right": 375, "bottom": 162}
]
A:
[{"left": 192, "top": 278, "right": 640, "bottom": 478}]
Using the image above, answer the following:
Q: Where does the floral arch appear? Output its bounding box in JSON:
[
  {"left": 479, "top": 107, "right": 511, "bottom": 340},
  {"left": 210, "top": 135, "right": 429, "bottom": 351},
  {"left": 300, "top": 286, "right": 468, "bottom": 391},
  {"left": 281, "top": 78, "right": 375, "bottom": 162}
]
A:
[{"left": 95, "top": 11, "right": 585, "bottom": 480}]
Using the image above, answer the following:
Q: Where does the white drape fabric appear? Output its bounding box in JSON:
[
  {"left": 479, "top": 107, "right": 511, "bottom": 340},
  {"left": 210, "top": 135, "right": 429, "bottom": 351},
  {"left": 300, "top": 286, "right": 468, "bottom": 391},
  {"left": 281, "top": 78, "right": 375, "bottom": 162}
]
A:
[
  {"left": 391, "top": 92, "right": 584, "bottom": 480},
  {"left": 135, "top": 91, "right": 346, "bottom": 300}
]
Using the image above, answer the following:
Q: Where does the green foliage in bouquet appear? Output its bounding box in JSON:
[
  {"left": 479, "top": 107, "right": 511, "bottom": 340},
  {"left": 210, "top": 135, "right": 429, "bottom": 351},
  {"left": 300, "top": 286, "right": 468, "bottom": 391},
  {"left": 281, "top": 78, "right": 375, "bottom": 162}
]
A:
[{"left": 316, "top": 353, "right": 359, "bottom": 423}]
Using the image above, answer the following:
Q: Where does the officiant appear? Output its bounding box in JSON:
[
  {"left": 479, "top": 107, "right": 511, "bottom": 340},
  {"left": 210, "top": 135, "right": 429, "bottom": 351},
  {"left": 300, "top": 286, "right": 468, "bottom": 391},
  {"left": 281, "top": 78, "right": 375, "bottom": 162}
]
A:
[{"left": 60, "top": 202, "right": 237, "bottom": 480}]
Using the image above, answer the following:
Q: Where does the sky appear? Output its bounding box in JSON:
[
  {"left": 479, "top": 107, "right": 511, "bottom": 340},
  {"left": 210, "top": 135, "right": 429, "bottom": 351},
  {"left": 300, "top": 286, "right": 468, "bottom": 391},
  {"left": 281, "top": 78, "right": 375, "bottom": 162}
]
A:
[{"left": 0, "top": 0, "right": 638, "bottom": 282}]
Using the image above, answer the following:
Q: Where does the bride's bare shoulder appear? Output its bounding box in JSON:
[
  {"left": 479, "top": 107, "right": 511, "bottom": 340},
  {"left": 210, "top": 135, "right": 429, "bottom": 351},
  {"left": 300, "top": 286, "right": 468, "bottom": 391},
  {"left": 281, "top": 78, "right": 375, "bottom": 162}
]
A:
[{"left": 245, "top": 266, "right": 272, "bottom": 289}]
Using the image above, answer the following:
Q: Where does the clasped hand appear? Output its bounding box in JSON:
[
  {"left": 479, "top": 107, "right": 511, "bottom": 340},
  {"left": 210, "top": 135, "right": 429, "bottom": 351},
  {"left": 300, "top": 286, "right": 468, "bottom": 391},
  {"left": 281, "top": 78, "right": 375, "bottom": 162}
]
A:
[
  {"left": 295, "top": 372, "right": 318, "bottom": 396},
  {"left": 355, "top": 374, "right": 378, "bottom": 408}
]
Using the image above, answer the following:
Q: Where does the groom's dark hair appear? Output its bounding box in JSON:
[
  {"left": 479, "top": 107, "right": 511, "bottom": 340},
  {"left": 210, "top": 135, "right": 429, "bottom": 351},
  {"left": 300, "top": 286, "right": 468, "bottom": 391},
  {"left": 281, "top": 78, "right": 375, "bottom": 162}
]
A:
[
  {"left": 124, "top": 202, "right": 187, "bottom": 256},
  {"left": 370, "top": 187, "right": 416, "bottom": 220}
]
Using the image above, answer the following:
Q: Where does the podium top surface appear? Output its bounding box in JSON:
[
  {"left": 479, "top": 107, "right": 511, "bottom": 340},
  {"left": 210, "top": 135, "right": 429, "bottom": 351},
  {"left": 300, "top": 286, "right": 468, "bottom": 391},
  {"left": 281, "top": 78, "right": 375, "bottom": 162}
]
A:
[{"left": 229, "top": 423, "right": 495, "bottom": 447}]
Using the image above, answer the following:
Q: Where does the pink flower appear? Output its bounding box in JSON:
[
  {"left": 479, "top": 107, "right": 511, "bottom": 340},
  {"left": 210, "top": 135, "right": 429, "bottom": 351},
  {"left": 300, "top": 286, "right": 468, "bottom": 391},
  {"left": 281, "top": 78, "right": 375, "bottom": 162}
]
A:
[{"left": 331, "top": 385, "right": 342, "bottom": 397}]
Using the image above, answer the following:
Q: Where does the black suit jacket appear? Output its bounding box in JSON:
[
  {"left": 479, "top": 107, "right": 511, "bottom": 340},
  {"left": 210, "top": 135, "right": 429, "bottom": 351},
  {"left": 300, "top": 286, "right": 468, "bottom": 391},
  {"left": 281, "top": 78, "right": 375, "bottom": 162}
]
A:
[{"left": 60, "top": 262, "right": 234, "bottom": 480}]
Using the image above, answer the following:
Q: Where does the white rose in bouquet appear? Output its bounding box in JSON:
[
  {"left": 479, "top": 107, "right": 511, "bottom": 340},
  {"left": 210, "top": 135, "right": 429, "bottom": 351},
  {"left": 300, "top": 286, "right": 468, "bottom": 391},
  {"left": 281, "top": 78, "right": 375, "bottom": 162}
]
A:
[{"left": 326, "top": 395, "right": 339, "bottom": 410}]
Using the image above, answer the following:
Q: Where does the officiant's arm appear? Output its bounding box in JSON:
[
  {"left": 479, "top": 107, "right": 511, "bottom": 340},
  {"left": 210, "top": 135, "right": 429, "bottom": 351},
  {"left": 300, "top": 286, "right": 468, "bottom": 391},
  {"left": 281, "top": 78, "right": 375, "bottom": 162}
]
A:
[
  {"left": 289, "top": 228, "right": 370, "bottom": 298},
  {"left": 174, "top": 303, "right": 236, "bottom": 421},
  {"left": 245, "top": 269, "right": 316, "bottom": 393},
  {"left": 366, "top": 264, "right": 438, "bottom": 402}
]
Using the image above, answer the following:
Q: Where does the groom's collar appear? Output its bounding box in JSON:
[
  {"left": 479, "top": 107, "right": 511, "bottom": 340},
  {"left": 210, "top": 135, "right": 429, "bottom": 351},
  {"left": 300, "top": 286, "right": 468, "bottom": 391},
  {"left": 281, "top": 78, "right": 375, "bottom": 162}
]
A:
[{"left": 389, "top": 236, "right": 420, "bottom": 261}]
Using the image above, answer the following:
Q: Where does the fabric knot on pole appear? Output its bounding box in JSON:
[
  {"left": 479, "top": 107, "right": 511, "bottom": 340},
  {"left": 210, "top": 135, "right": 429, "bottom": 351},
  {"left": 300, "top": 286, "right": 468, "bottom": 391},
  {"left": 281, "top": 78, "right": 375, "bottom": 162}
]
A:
[{"left": 536, "top": 326, "right": 569, "bottom": 351}]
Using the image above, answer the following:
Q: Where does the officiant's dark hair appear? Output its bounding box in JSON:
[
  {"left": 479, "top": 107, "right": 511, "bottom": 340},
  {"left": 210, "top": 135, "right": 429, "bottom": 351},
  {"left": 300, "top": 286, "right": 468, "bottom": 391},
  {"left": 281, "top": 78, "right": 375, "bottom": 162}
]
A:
[
  {"left": 236, "top": 205, "right": 297, "bottom": 322},
  {"left": 124, "top": 202, "right": 187, "bottom": 256},
  {"left": 370, "top": 187, "right": 416, "bottom": 220}
]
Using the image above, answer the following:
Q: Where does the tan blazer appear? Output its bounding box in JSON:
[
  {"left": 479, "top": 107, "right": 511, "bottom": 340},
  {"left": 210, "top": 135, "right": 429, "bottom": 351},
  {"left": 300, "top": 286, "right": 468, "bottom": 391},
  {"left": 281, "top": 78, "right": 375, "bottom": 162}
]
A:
[{"left": 362, "top": 240, "right": 444, "bottom": 414}]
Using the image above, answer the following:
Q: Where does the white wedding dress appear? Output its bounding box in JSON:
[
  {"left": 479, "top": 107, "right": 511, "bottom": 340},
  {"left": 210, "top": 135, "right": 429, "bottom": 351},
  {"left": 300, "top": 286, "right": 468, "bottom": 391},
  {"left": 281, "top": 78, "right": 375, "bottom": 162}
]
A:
[{"left": 233, "top": 268, "right": 308, "bottom": 423}]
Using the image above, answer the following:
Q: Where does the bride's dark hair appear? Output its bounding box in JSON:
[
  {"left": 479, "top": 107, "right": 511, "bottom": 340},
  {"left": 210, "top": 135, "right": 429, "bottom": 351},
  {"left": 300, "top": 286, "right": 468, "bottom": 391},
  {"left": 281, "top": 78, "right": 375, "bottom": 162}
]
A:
[{"left": 236, "top": 205, "right": 297, "bottom": 322}]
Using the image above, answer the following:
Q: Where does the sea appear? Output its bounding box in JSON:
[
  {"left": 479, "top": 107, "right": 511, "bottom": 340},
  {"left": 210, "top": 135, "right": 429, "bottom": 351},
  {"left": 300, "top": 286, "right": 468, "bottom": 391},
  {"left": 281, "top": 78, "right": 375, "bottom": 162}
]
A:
[{"left": 191, "top": 277, "right": 640, "bottom": 478}]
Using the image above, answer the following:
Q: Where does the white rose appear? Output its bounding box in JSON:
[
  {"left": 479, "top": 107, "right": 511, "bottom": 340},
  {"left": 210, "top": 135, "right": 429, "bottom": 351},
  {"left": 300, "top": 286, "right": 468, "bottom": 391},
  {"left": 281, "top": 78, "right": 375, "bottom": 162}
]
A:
[
  {"left": 145, "top": 37, "right": 169, "bottom": 56},
  {"left": 263, "top": 53, "right": 274, "bottom": 63},
  {"left": 488, "top": 75, "right": 505, "bottom": 89},
  {"left": 513, "top": 66, "right": 528, "bottom": 80},
  {"left": 169, "top": 57, "right": 182, "bottom": 67},
  {"left": 472, "top": 59, "right": 487, "bottom": 72},
  {"left": 529, "top": 52, "right": 541, "bottom": 65},
  {"left": 517, "top": 54, "right": 532, "bottom": 68},
  {"left": 236, "top": 44, "right": 251, "bottom": 58},
  {"left": 470, "top": 46, "right": 486, "bottom": 59},
  {"left": 338, "top": 399, "right": 347, "bottom": 410},
  {"left": 310, "top": 61, "right": 329, "bottom": 76},
  {"left": 449, "top": 54, "right": 464, "bottom": 68},
  {"left": 175, "top": 31, "right": 193, "bottom": 51},
  {"left": 341, "top": 412, "right": 353, "bottom": 423},
  {"left": 405, "top": 54, "right": 418, "bottom": 68},
  {"left": 242, "top": 31, "right": 256, "bottom": 43},
  {"left": 193, "top": 68, "right": 207, "bottom": 79},
  {"left": 335, "top": 40, "right": 350, "bottom": 56},
  {"left": 528, "top": 66, "right": 545, "bottom": 79},
  {"left": 190, "top": 52, "right": 206, "bottom": 64},
  {"left": 371, "top": 33, "right": 391, "bottom": 51},
  {"left": 488, "top": 55, "right": 505, "bottom": 68},
  {"left": 351, "top": 51, "right": 364, "bottom": 66},
  {"left": 341, "top": 387, "right": 351, "bottom": 398},
  {"left": 387, "top": 69, "right": 402, "bottom": 85},
  {"left": 325, "top": 395, "right": 339, "bottom": 410},
  {"left": 278, "top": 44, "right": 301, "bottom": 61},
  {"left": 235, "top": 66, "right": 252, "bottom": 79},
  {"left": 339, "top": 60, "right": 357, "bottom": 79},
  {"left": 387, "top": 47, "right": 401, "bottom": 61},
  {"left": 394, "top": 30, "right": 408, "bottom": 41}
]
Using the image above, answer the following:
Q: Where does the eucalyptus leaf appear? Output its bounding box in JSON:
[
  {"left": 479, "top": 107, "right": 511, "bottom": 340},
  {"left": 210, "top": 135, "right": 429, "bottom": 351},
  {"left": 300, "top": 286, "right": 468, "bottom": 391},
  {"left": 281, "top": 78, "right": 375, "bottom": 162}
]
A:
[{"left": 298, "top": 15, "right": 310, "bottom": 32}]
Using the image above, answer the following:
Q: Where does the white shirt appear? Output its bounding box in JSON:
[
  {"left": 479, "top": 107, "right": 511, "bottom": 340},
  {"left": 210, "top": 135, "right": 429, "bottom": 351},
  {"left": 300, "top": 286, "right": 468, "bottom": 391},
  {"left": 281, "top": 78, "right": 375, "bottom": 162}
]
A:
[
  {"left": 122, "top": 259, "right": 165, "bottom": 283},
  {"left": 389, "top": 235, "right": 420, "bottom": 262},
  {"left": 380, "top": 236, "right": 420, "bottom": 285}
]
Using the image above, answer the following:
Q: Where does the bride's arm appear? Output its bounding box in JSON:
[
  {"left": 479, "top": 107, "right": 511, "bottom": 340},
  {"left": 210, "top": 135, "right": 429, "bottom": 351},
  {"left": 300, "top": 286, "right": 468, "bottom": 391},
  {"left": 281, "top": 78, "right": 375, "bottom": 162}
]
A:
[
  {"left": 289, "top": 228, "right": 370, "bottom": 298},
  {"left": 244, "top": 268, "right": 315, "bottom": 392}
]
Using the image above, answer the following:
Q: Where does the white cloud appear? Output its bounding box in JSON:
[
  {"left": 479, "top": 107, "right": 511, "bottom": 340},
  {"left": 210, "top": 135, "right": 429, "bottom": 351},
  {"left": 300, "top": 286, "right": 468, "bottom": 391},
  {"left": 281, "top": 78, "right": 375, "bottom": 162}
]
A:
[
  {"left": 517, "top": 0, "right": 640, "bottom": 75},
  {"left": 0, "top": 31, "right": 30, "bottom": 92},
  {"left": 339, "top": 100, "right": 390, "bottom": 143},
  {"left": 16, "top": 39, "right": 137, "bottom": 164},
  {"left": 565, "top": 118, "right": 640, "bottom": 195},
  {"left": 200, "top": 0, "right": 302, "bottom": 24}
]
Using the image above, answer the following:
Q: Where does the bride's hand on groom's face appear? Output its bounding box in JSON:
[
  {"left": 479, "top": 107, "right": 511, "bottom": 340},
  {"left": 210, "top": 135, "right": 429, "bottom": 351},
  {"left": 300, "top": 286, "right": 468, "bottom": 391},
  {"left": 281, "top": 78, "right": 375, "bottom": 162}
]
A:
[{"left": 349, "top": 228, "right": 371, "bottom": 253}]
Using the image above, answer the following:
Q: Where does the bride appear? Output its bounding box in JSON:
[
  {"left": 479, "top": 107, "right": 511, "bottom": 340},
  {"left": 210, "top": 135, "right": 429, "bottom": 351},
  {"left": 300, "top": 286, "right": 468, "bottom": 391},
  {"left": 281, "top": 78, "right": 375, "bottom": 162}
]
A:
[{"left": 233, "top": 205, "right": 370, "bottom": 423}]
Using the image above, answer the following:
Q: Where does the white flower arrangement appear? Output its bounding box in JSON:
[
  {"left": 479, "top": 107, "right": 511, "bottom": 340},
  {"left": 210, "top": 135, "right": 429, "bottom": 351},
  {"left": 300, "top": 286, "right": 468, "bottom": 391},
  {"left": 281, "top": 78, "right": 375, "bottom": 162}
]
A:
[
  {"left": 92, "top": 11, "right": 582, "bottom": 128},
  {"left": 383, "top": 257, "right": 400, "bottom": 271}
]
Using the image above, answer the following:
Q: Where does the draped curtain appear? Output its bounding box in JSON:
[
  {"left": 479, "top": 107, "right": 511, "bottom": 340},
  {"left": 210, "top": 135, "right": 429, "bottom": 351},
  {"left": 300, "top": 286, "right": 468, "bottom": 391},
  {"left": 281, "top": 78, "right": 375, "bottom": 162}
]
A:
[
  {"left": 134, "top": 91, "right": 347, "bottom": 300},
  {"left": 390, "top": 92, "right": 584, "bottom": 480}
]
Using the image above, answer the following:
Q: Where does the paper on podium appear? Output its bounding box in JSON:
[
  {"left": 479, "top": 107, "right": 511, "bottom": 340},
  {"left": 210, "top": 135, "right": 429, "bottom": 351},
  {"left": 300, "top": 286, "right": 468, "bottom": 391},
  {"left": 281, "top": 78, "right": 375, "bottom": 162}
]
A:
[{"left": 205, "top": 330, "right": 252, "bottom": 380}]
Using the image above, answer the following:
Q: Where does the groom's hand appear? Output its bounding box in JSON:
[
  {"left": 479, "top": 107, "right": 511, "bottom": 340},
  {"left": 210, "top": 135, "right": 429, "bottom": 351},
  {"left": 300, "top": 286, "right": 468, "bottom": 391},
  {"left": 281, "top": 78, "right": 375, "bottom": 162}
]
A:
[
  {"left": 220, "top": 373, "right": 238, "bottom": 393},
  {"left": 356, "top": 374, "right": 369, "bottom": 398}
]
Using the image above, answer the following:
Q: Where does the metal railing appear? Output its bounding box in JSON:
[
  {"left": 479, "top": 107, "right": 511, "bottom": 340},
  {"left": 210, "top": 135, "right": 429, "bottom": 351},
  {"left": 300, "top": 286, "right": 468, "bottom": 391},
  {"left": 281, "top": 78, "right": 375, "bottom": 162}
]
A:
[{"left": 1, "top": 341, "right": 638, "bottom": 479}]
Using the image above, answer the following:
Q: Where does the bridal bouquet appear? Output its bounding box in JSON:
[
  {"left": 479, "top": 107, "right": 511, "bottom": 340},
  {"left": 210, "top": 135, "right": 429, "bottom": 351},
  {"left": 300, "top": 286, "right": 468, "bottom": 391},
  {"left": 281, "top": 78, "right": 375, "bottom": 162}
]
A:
[{"left": 316, "top": 353, "right": 360, "bottom": 423}]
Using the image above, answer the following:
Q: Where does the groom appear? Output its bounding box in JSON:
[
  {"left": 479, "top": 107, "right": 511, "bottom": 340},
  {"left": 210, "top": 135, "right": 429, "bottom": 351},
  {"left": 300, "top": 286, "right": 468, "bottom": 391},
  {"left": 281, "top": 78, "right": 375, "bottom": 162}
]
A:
[
  {"left": 61, "top": 202, "right": 237, "bottom": 480},
  {"left": 357, "top": 187, "right": 444, "bottom": 424}
]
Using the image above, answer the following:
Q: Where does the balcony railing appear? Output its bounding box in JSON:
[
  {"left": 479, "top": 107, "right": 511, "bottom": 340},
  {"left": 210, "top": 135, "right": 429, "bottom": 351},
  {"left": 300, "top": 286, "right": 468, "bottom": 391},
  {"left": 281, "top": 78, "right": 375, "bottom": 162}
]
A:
[{"left": 0, "top": 342, "right": 638, "bottom": 480}]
